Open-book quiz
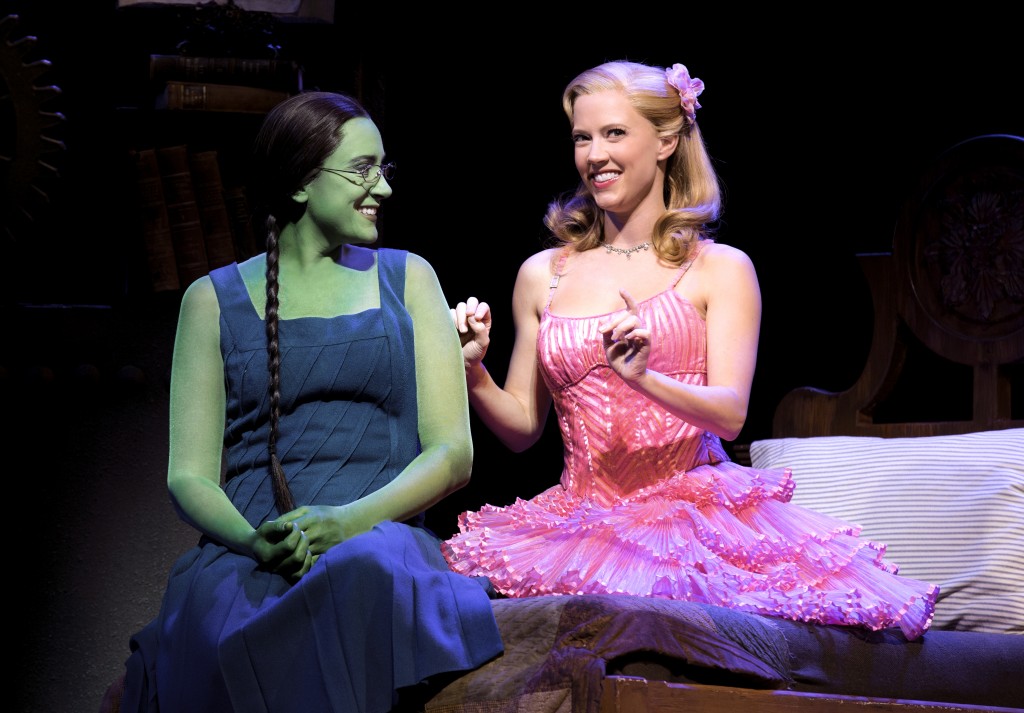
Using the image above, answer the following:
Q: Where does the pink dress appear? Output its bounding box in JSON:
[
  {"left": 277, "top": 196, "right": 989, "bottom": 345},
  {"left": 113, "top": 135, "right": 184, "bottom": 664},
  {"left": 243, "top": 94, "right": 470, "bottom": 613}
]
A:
[{"left": 442, "top": 246, "right": 938, "bottom": 641}]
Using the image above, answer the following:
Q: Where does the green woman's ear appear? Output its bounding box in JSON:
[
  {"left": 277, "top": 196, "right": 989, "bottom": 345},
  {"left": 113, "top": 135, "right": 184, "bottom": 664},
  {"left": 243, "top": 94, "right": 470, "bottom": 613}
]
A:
[{"left": 292, "top": 188, "right": 309, "bottom": 204}]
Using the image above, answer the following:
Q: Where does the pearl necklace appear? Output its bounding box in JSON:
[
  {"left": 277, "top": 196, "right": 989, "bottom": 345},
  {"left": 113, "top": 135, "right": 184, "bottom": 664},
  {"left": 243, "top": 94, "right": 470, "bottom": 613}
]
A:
[{"left": 604, "top": 242, "right": 650, "bottom": 259}]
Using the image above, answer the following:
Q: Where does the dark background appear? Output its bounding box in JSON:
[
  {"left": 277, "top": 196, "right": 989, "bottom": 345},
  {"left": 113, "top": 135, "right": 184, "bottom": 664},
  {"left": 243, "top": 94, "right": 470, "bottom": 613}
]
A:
[{"left": 4, "top": 2, "right": 1021, "bottom": 711}]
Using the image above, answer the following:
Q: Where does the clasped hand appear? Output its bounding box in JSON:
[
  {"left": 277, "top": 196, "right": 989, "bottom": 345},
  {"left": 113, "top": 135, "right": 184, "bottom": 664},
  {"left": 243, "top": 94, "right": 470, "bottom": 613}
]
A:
[
  {"left": 252, "top": 504, "right": 349, "bottom": 582},
  {"left": 598, "top": 289, "right": 650, "bottom": 382},
  {"left": 451, "top": 296, "right": 491, "bottom": 369}
]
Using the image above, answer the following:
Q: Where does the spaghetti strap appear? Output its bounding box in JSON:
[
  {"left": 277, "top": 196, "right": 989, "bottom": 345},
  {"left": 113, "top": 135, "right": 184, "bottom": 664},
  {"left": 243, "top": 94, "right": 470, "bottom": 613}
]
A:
[
  {"left": 668, "top": 239, "right": 707, "bottom": 290},
  {"left": 545, "top": 247, "right": 572, "bottom": 311}
]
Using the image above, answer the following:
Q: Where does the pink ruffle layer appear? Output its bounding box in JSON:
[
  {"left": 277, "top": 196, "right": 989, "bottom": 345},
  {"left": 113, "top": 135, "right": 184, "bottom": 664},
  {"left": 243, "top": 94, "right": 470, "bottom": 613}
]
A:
[{"left": 443, "top": 461, "right": 937, "bottom": 641}]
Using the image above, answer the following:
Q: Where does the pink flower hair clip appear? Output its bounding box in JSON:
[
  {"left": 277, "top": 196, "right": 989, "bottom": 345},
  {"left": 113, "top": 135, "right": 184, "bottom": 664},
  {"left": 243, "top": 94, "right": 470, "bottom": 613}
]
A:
[{"left": 665, "top": 63, "right": 704, "bottom": 123}]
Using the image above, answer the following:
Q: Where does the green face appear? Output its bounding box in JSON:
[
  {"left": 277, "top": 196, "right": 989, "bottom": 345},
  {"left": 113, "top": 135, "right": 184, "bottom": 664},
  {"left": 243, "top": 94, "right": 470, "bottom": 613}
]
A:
[{"left": 301, "top": 117, "right": 394, "bottom": 246}]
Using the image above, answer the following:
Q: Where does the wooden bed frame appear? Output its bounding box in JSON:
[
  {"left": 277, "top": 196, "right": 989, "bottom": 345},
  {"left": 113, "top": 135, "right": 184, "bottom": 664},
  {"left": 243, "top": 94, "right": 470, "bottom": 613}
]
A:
[
  {"left": 599, "top": 677, "right": 1019, "bottom": 713},
  {"left": 598, "top": 134, "right": 1024, "bottom": 712}
]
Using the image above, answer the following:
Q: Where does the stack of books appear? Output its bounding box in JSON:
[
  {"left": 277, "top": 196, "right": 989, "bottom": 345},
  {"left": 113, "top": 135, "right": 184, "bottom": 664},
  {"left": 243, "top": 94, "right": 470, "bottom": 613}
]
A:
[
  {"left": 150, "top": 53, "right": 303, "bottom": 114},
  {"left": 130, "top": 144, "right": 260, "bottom": 293},
  {"left": 127, "top": 53, "right": 296, "bottom": 292}
]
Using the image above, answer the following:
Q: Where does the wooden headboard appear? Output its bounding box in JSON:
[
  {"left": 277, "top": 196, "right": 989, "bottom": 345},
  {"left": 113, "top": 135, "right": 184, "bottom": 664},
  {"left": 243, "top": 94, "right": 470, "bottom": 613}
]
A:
[{"left": 771, "top": 134, "right": 1024, "bottom": 440}]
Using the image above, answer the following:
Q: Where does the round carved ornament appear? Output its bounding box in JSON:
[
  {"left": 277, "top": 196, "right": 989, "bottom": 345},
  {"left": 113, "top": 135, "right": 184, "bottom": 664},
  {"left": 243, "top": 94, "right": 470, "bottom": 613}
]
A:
[{"left": 895, "top": 134, "right": 1024, "bottom": 352}]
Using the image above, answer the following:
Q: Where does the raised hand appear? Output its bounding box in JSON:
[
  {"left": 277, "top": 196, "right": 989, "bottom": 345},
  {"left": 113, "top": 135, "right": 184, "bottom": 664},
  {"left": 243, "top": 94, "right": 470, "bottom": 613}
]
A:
[
  {"left": 598, "top": 289, "right": 651, "bottom": 382},
  {"left": 450, "top": 296, "right": 492, "bottom": 369}
]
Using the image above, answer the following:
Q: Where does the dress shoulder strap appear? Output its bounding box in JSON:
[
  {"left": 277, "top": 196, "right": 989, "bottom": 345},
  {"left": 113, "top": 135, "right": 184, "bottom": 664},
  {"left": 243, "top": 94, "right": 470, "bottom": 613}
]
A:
[
  {"left": 209, "top": 261, "right": 245, "bottom": 305},
  {"left": 207, "top": 261, "right": 270, "bottom": 348},
  {"left": 668, "top": 239, "right": 708, "bottom": 290},
  {"left": 544, "top": 247, "right": 573, "bottom": 311}
]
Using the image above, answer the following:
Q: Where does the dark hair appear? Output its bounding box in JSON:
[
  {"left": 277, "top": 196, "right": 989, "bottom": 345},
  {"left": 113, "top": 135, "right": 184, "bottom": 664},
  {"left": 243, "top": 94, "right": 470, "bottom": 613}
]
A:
[{"left": 250, "top": 91, "right": 371, "bottom": 513}]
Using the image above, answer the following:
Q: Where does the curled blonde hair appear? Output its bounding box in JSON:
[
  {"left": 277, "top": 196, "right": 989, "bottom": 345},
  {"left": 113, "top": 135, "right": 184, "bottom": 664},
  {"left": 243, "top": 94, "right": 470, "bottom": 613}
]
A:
[{"left": 543, "top": 60, "right": 722, "bottom": 265}]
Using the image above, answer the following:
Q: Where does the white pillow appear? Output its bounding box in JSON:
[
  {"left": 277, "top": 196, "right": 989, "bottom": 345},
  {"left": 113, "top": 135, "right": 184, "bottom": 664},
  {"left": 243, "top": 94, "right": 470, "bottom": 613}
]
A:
[{"left": 749, "top": 429, "right": 1024, "bottom": 634}]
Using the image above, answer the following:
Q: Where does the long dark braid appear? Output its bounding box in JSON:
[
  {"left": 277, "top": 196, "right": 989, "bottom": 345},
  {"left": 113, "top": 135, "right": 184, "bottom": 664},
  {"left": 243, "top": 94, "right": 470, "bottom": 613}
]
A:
[
  {"left": 249, "top": 91, "right": 371, "bottom": 514},
  {"left": 263, "top": 213, "right": 295, "bottom": 513}
]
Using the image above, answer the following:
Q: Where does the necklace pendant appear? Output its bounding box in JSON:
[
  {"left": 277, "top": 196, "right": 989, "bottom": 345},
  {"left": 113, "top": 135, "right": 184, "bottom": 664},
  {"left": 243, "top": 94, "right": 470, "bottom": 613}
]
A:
[{"left": 604, "top": 241, "right": 650, "bottom": 258}]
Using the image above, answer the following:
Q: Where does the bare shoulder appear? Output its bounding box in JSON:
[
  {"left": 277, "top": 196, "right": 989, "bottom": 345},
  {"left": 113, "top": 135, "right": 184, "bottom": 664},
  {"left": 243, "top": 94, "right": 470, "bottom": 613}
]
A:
[
  {"left": 698, "top": 240, "right": 753, "bottom": 266},
  {"left": 516, "top": 247, "right": 563, "bottom": 288},
  {"left": 509, "top": 247, "right": 563, "bottom": 318},
  {"left": 401, "top": 251, "right": 448, "bottom": 311},
  {"left": 401, "top": 247, "right": 434, "bottom": 270},
  {"left": 696, "top": 240, "right": 757, "bottom": 280},
  {"left": 403, "top": 250, "right": 440, "bottom": 283},
  {"left": 181, "top": 274, "right": 218, "bottom": 309},
  {"left": 177, "top": 274, "right": 221, "bottom": 329}
]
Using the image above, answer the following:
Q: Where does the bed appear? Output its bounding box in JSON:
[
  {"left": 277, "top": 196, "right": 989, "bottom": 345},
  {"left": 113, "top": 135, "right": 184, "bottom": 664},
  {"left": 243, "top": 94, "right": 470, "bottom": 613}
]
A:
[{"left": 100, "top": 134, "right": 1024, "bottom": 712}]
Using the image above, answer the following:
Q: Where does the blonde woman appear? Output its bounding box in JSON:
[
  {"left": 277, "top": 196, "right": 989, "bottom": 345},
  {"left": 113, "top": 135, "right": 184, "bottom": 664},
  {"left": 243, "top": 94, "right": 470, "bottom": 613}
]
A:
[{"left": 444, "top": 60, "right": 937, "bottom": 641}]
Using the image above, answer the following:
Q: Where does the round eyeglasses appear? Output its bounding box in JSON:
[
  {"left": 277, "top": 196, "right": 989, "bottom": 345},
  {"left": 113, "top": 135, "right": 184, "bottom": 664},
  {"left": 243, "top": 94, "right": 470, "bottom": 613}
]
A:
[{"left": 319, "top": 162, "right": 396, "bottom": 185}]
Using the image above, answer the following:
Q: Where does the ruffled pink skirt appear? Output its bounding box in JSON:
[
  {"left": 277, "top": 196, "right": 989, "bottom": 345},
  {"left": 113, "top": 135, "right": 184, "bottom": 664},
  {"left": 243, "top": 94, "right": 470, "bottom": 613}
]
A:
[{"left": 442, "top": 461, "right": 937, "bottom": 641}]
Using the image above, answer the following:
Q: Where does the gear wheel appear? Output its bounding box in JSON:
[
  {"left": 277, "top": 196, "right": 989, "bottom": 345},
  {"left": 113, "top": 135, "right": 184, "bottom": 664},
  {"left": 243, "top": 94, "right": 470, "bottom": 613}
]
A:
[{"left": 0, "top": 13, "right": 65, "bottom": 244}]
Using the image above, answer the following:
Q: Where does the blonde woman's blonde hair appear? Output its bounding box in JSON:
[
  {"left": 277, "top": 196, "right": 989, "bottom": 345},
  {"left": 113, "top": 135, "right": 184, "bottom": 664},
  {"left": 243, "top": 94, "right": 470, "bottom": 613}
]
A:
[{"left": 543, "top": 60, "right": 722, "bottom": 265}]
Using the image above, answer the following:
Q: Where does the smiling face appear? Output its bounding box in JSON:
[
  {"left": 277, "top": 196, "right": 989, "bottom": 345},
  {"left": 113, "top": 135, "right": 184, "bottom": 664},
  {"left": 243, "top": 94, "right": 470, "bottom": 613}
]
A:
[
  {"left": 571, "top": 90, "right": 676, "bottom": 221},
  {"left": 298, "top": 117, "right": 393, "bottom": 246}
]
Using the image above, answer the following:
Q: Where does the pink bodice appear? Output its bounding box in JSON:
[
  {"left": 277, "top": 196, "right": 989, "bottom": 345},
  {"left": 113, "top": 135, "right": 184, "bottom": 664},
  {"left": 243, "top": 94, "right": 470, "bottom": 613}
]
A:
[{"left": 538, "top": 290, "right": 727, "bottom": 506}]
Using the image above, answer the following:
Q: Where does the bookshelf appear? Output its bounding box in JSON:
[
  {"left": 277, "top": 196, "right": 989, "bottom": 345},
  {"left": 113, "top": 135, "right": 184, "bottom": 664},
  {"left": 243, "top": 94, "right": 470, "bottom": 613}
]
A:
[
  {"left": 118, "top": 109, "right": 267, "bottom": 295},
  {"left": 109, "top": 2, "right": 376, "bottom": 298}
]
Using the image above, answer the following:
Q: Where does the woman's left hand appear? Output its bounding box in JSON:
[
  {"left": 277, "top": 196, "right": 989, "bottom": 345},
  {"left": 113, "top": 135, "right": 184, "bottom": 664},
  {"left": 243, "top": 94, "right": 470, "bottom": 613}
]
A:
[
  {"left": 598, "top": 289, "right": 651, "bottom": 382},
  {"left": 275, "top": 504, "right": 354, "bottom": 568}
]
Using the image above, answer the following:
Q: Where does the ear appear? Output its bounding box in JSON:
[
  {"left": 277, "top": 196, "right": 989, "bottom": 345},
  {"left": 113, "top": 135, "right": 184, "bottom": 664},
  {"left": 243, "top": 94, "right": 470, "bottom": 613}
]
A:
[
  {"left": 292, "top": 188, "right": 309, "bottom": 204},
  {"left": 658, "top": 134, "right": 679, "bottom": 161}
]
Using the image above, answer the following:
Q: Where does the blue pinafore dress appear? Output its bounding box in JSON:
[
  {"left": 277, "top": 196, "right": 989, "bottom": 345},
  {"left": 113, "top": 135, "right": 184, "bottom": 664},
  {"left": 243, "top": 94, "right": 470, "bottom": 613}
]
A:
[{"left": 120, "top": 248, "right": 502, "bottom": 713}]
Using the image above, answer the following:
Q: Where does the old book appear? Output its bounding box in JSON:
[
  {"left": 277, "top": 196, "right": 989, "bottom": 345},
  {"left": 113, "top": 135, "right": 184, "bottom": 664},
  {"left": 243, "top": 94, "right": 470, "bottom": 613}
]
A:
[
  {"left": 156, "top": 81, "right": 290, "bottom": 114},
  {"left": 149, "top": 54, "right": 304, "bottom": 93},
  {"left": 188, "top": 150, "right": 237, "bottom": 270},
  {"left": 130, "top": 148, "right": 180, "bottom": 293},
  {"left": 223, "top": 185, "right": 261, "bottom": 260},
  {"left": 155, "top": 145, "right": 209, "bottom": 288}
]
